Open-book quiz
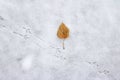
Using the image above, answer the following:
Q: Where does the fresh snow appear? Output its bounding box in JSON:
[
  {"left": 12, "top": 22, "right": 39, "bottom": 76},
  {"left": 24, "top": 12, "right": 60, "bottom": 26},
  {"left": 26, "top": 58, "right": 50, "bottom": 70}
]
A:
[{"left": 0, "top": 0, "right": 120, "bottom": 80}]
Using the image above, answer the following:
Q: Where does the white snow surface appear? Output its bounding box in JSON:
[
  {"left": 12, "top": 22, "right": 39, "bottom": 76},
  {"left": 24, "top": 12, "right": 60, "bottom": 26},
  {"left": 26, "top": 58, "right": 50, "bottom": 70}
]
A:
[{"left": 0, "top": 0, "right": 120, "bottom": 80}]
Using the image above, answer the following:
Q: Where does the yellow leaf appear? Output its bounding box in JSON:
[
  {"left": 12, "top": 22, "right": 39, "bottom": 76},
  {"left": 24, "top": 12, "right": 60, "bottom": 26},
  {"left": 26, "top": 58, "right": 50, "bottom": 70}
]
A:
[
  {"left": 57, "top": 23, "right": 69, "bottom": 39},
  {"left": 57, "top": 22, "right": 70, "bottom": 49}
]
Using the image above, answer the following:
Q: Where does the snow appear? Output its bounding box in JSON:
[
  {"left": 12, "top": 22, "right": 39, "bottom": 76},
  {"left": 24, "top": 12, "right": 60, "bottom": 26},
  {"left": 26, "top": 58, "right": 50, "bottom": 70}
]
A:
[
  {"left": 21, "top": 54, "right": 34, "bottom": 71},
  {"left": 0, "top": 0, "right": 120, "bottom": 80}
]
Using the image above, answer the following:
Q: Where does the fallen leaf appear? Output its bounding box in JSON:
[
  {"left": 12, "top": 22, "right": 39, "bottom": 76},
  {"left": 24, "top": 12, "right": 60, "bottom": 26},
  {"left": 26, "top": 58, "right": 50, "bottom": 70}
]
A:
[{"left": 57, "top": 22, "right": 69, "bottom": 49}]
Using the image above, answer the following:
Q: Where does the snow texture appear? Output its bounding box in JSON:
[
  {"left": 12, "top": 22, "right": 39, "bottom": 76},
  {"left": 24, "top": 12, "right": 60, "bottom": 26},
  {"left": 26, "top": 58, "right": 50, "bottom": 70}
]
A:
[{"left": 0, "top": 0, "right": 120, "bottom": 80}]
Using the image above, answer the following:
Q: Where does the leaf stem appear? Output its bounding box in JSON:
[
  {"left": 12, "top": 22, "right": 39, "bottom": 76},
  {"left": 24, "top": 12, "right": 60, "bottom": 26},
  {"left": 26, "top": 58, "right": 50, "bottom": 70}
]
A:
[{"left": 63, "top": 39, "right": 65, "bottom": 49}]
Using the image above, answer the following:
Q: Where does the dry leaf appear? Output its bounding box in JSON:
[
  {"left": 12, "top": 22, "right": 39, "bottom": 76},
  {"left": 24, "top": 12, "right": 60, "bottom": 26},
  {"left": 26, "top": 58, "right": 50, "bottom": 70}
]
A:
[
  {"left": 57, "top": 22, "right": 69, "bottom": 49},
  {"left": 57, "top": 23, "right": 69, "bottom": 39}
]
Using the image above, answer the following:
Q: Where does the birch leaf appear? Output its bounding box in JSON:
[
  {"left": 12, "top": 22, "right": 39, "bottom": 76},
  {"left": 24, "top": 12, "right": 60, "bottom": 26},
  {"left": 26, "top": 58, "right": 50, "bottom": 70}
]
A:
[
  {"left": 57, "top": 23, "right": 69, "bottom": 49},
  {"left": 57, "top": 23, "right": 69, "bottom": 39}
]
